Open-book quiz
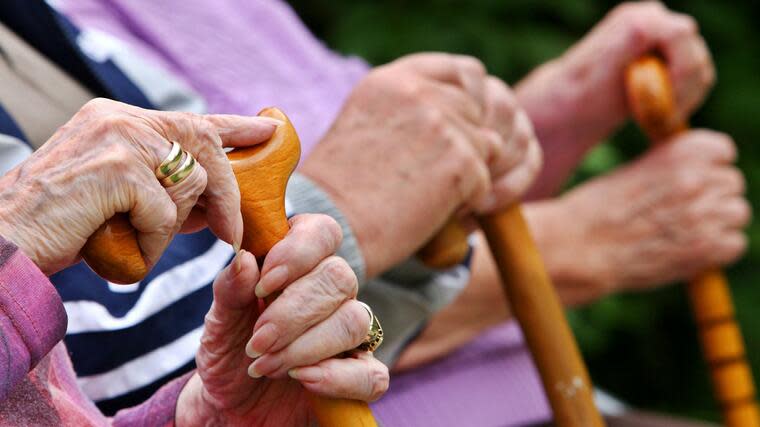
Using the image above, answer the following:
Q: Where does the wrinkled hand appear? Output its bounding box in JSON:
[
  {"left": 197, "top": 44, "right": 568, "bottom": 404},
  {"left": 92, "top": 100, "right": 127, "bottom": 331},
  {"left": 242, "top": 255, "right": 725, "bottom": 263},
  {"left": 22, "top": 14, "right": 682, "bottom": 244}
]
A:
[
  {"left": 547, "top": 131, "right": 749, "bottom": 302},
  {"left": 570, "top": 2, "right": 713, "bottom": 129},
  {"left": 0, "top": 98, "right": 277, "bottom": 274},
  {"left": 177, "top": 214, "right": 389, "bottom": 426},
  {"left": 302, "top": 53, "right": 540, "bottom": 277},
  {"left": 518, "top": 1, "right": 713, "bottom": 154}
]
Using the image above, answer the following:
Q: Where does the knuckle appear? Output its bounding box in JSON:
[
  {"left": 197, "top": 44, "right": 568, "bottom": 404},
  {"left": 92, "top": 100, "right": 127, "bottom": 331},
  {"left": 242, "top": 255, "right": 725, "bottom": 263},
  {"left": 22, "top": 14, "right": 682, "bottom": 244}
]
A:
[
  {"left": 368, "top": 362, "right": 390, "bottom": 401},
  {"left": 101, "top": 143, "right": 134, "bottom": 172},
  {"left": 321, "top": 256, "right": 358, "bottom": 297},
  {"left": 342, "top": 302, "right": 369, "bottom": 345},
  {"left": 737, "top": 199, "right": 752, "bottom": 226},
  {"left": 678, "top": 14, "right": 699, "bottom": 34},
  {"left": 457, "top": 56, "right": 487, "bottom": 78},
  {"left": 193, "top": 119, "right": 218, "bottom": 143},
  {"left": 423, "top": 108, "right": 447, "bottom": 136},
  {"left": 79, "top": 98, "right": 114, "bottom": 116},
  {"left": 314, "top": 214, "right": 343, "bottom": 248},
  {"left": 673, "top": 170, "right": 701, "bottom": 195}
]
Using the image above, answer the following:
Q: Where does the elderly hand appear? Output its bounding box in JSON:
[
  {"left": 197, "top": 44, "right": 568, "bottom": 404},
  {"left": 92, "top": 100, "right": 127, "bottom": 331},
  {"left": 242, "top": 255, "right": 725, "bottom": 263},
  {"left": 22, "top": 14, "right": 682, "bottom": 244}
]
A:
[
  {"left": 176, "top": 214, "right": 389, "bottom": 426},
  {"left": 302, "top": 53, "right": 540, "bottom": 278},
  {"left": 538, "top": 131, "right": 749, "bottom": 304},
  {"left": 521, "top": 2, "right": 713, "bottom": 149},
  {"left": 0, "top": 98, "right": 277, "bottom": 275}
]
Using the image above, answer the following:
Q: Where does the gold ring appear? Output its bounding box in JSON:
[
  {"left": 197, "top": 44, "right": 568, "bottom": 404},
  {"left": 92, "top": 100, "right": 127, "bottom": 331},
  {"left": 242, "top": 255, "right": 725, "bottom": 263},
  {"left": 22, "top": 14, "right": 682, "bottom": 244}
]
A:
[
  {"left": 356, "top": 301, "right": 383, "bottom": 352},
  {"left": 160, "top": 152, "right": 196, "bottom": 187},
  {"left": 155, "top": 141, "right": 184, "bottom": 179}
]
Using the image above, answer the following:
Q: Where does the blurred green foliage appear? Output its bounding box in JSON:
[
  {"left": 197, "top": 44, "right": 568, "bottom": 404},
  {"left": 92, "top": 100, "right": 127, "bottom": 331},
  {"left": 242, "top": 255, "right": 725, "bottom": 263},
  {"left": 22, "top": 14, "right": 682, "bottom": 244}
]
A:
[{"left": 288, "top": 0, "right": 760, "bottom": 421}]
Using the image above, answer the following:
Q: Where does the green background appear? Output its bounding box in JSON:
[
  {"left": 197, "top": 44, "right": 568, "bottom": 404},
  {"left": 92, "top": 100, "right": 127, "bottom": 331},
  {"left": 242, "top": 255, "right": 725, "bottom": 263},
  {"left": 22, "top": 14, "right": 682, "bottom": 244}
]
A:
[{"left": 287, "top": 0, "right": 759, "bottom": 422}]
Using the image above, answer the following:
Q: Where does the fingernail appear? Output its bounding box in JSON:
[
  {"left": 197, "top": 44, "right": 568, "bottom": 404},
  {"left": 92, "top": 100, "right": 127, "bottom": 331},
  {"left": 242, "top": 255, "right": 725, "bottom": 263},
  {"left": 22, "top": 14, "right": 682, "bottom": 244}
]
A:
[
  {"left": 233, "top": 213, "right": 244, "bottom": 253},
  {"left": 255, "top": 265, "right": 288, "bottom": 298},
  {"left": 231, "top": 249, "right": 246, "bottom": 277},
  {"left": 255, "top": 117, "right": 284, "bottom": 126},
  {"left": 246, "top": 323, "right": 277, "bottom": 358},
  {"left": 248, "top": 361, "right": 263, "bottom": 378},
  {"left": 288, "top": 366, "right": 323, "bottom": 382}
]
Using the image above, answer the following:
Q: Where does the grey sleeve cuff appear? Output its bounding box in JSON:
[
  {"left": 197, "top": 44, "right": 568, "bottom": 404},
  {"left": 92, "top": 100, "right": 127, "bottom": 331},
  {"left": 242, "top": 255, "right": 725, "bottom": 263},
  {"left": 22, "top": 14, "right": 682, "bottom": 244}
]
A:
[{"left": 285, "top": 172, "right": 366, "bottom": 285}]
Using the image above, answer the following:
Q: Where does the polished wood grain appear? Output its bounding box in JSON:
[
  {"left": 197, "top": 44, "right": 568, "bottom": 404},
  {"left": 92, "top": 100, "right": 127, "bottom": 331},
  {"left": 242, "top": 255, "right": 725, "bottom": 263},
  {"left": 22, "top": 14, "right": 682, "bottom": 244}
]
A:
[{"left": 626, "top": 55, "right": 759, "bottom": 427}]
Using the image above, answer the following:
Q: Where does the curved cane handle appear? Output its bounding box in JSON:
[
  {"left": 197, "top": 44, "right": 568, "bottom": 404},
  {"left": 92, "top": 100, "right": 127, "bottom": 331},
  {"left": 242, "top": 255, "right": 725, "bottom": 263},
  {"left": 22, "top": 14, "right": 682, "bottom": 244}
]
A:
[
  {"left": 82, "top": 213, "right": 147, "bottom": 284},
  {"left": 626, "top": 55, "right": 760, "bottom": 427},
  {"left": 417, "top": 217, "right": 470, "bottom": 268},
  {"left": 231, "top": 108, "right": 377, "bottom": 427}
]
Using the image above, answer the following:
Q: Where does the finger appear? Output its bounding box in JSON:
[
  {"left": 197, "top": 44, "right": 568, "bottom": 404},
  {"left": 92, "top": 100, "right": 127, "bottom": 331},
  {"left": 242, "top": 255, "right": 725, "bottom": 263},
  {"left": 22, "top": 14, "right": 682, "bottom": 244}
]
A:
[
  {"left": 483, "top": 76, "right": 518, "bottom": 149},
  {"left": 201, "top": 250, "right": 260, "bottom": 356},
  {"left": 178, "top": 206, "right": 208, "bottom": 234},
  {"left": 444, "top": 110, "right": 501, "bottom": 166},
  {"left": 248, "top": 299, "right": 369, "bottom": 378},
  {"left": 127, "top": 165, "right": 178, "bottom": 269},
  {"left": 164, "top": 155, "right": 209, "bottom": 236},
  {"left": 712, "top": 197, "right": 752, "bottom": 230},
  {"left": 710, "top": 231, "right": 748, "bottom": 267},
  {"left": 663, "top": 34, "right": 714, "bottom": 120},
  {"left": 246, "top": 256, "right": 358, "bottom": 358},
  {"left": 256, "top": 214, "right": 343, "bottom": 298},
  {"left": 203, "top": 114, "right": 280, "bottom": 148},
  {"left": 422, "top": 80, "right": 484, "bottom": 125},
  {"left": 401, "top": 53, "right": 487, "bottom": 114},
  {"left": 478, "top": 135, "right": 542, "bottom": 213},
  {"left": 145, "top": 111, "right": 252, "bottom": 248},
  {"left": 210, "top": 249, "right": 260, "bottom": 312},
  {"left": 489, "top": 109, "right": 534, "bottom": 178},
  {"left": 666, "top": 130, "right": 737, "bottom": 164},
  {"left": 290, "top": 352, "right": 389, "bottom": 402},
  {"left": 705, "top": 166, "right": 746, "bottom": 197}
]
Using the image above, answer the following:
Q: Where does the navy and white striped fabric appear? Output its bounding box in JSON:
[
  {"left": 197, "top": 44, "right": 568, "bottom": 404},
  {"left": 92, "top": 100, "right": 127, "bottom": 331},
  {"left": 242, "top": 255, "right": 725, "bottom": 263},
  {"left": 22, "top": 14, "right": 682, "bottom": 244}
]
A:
[{"left": 0, "top": 0, "right": 223, "bottom": 413}]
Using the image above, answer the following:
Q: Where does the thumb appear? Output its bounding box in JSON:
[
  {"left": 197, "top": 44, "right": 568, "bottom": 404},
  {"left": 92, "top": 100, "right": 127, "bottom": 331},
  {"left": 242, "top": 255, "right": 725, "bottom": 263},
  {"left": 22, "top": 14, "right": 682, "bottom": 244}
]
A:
[
  {"left": 203, "top": 114, "right": 281, "bottom": 148},
  {"left": 211, "top": 249, "right": 261, "bottom": 313}
]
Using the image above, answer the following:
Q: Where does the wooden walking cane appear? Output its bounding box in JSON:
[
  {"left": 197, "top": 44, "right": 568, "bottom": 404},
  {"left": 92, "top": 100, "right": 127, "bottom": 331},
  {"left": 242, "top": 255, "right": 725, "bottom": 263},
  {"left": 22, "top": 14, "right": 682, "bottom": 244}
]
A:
[
  {"left": 82, "top": 108, "right": 378, "bottom": 426},
  {"left": 626, "top": 55, "right": 760, "bottom": 427},
  {"left": 419, "top": 142, "right": 605, "bottom": 423}
]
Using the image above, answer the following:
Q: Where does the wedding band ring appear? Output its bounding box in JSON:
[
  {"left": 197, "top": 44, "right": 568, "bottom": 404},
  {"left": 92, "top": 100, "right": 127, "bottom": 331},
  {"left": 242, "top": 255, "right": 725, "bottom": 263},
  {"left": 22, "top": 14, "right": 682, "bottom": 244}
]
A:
[
  {"left": 160, "top": 152, "right": 196, "bottom": 187},
  {"left": 155, "top": 141, "right": 184, "bottom": 179},
  {"left": 356, "top": 301, "right": 383, "bottom": 352}
]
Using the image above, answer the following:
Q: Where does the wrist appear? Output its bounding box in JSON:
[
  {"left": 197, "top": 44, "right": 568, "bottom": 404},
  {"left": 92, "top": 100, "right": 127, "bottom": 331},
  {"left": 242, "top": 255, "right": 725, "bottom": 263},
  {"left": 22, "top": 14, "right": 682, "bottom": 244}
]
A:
[
  {"left": 523, "top": 197, "right": 613, "bottom": 307},
  {"left": 0, "top": 215, "right": 42, "bottom": 271},
  {"left": 516, "top": 56, "right": 623, "bottom": 153},
  {"left": 176, "top": 374, "right": 219, "bottom": 427}
]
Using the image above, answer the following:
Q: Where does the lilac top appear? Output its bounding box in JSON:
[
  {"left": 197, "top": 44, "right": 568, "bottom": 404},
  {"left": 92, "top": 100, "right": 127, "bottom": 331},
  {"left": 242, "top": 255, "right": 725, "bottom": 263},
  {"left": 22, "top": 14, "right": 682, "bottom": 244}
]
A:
[
  {"left": 60, "top": 0, "right": 368, "bottom": 157},
  {"left": 60, "top": 1, "right": 552, "bottom": 425},
  {"left": 0, "top": 236, "right": 190, "bottom": 426}
]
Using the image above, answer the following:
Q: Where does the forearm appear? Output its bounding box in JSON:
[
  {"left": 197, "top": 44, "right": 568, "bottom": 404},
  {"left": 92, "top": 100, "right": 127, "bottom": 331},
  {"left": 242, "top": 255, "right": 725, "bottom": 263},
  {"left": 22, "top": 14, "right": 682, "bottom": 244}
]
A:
[
  {"left": 0, "top": 235, "right": 67, "bottom": 401},
  {"left": 114, "top": 371, "right": 194, "bottom": 427},
  {"left": 395, "top": 200, "right": 608, "bottom": 370},
  {"left": 516, "top": 58, "right": 620, "bottom": 199}
]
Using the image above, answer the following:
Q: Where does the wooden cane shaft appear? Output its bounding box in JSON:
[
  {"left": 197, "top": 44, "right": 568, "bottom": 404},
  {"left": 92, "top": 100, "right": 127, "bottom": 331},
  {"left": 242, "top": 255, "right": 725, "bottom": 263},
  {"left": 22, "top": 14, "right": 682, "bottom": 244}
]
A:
[
  {"left": 626, "top": 55, "right": 759, "bottom": 427},
  {"left": 230, "top": 108, "right": 377, "bottom": 427},
  {"left": 479, "top": 205, "right": 605, "bottom": 427}
]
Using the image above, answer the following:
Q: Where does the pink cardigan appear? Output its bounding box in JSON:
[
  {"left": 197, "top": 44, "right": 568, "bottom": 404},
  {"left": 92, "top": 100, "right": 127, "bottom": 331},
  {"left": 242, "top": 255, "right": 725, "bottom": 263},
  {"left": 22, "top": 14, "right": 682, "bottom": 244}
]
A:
[{"left": 0, "top": 236, "right": 191, "bottom": 426}]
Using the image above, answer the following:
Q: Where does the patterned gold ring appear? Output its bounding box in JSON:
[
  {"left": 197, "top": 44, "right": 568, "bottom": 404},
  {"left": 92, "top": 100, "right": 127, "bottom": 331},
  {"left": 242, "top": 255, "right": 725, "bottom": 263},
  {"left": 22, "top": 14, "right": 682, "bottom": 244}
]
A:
[
  {"left": 356, "top": 301, "right": 383, "bottom": 353},
  {"left": 155, "top": 141, "right": 184, "bottom": 179},
  {"left": 160, "top": 152, "right": 195, "bottom": 187}
]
